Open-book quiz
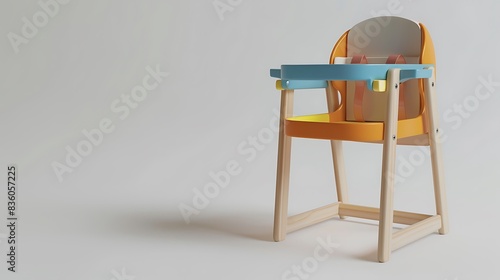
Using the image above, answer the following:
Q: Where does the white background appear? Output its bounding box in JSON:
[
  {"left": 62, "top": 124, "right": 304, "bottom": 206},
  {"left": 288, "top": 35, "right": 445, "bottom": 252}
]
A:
[{"left": 1, "top": 0, "right": 499, "bottom": 279}]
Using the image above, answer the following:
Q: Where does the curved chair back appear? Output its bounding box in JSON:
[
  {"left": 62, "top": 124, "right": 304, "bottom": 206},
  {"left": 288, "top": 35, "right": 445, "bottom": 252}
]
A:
[{"left": 329, "top": 16, "right": 436, "bottom": 122}]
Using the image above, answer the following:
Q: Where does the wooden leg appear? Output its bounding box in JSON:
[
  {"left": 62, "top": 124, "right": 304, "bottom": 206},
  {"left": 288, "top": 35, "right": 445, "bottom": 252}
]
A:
[
  {"left": 424, "top": 69, "right": 449, "bottom": 235},
  {"left": 378, "top": 69, "right": 401, "bottom": 262},
  {"left": 331, "top": 141, "right": 348, "bottom": 205},
  {"left": 274, "top": 89, "right": 294, "bottom": 242},
  {"left": 326, "top": 84, "right": 348, "bottom": 215}
]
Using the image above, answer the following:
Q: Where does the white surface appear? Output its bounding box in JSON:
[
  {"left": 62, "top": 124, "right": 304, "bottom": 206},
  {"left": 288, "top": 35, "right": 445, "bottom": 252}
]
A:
[{"left": 0, "top": 0, "right": 499, "bottom": 279}]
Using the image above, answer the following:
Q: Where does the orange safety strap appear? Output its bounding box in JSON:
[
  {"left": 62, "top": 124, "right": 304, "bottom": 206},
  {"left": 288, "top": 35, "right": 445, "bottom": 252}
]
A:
[
  {"left": 386, "top": 54, "right": 407, "bottom": 120},
  {"left": 351, "top": 54, "right": 407, "bottom": 121},
  {"left": 351, "top": 55, "right": 367, "bottom": 121}
]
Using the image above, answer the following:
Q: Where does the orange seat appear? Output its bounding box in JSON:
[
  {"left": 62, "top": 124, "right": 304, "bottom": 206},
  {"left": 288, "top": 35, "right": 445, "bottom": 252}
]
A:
[{"left": 285, "top": 111, "right": 427, "bottom": 142}]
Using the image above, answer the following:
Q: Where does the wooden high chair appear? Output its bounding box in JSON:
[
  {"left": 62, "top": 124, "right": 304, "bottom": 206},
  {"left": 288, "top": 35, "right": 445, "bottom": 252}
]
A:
[{"left": 270, "top": 16, "right": 449, "bottom": 262}]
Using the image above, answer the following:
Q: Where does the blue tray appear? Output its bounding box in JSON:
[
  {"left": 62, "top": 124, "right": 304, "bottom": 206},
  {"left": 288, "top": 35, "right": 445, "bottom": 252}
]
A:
[{"left": 270, "top": 64, "right": 433, "bottom": 90}]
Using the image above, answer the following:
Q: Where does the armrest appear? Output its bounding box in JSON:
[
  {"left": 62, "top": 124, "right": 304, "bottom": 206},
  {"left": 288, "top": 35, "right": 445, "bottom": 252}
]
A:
[{"left": 270, "top": 64, "right": 433, "bottom": 90}]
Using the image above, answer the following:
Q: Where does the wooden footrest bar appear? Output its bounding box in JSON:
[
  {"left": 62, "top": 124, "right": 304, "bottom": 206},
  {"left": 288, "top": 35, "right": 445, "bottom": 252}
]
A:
[
  {"left": 285, "top": 203, "right": 442, "bottom": 258},
  {"left": 339, "top": 203, "right": 432, "bottom": 225},
  {"left": 392, "top": 215, "right": 442, "bottom": 250},
  {"left": 286, "top": 202, "right": 437, "bottom": 238},
  {"left": 287, "top": 202, "right": 340, "bottom": 233}
]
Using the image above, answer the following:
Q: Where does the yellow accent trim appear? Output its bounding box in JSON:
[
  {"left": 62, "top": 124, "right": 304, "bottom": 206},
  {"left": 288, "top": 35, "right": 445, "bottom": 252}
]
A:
[
  {"left": 288, "top": 113, "right": 331, "bottom": 122},
  {"left": 276, "top": 80, "right": 283, "bottom": 90},
  {"left": 373, "top": 80, "right": 387, "bottom": 92}
]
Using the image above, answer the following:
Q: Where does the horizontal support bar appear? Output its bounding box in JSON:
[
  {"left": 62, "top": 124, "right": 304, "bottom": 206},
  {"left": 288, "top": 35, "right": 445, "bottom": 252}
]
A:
[
  {"left": 338, "top": 203, "right": 432, "bottom": 225},
  {"left": 392, "top": 215, "right": 442, "bottom": 251},
  {"left": 287, "top": 203, "right": 340, "bottom": 233}
]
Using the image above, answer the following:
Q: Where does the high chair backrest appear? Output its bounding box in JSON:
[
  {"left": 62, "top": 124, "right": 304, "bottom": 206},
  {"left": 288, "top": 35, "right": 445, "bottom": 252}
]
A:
[{"left": 329, "top": 16, "right": 436, "bottom": 122}]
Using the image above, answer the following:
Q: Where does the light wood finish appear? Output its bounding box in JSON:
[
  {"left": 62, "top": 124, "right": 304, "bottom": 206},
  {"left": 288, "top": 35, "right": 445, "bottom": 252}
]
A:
[
  {"left": 397, "top": 134, "right": 430, "bottom": 146},
  {"left": 338, "top": 203, "right": 432, "bottom": 225},
  {"left": 272, "top": 72, "right": 448, "bottom": 262},
  {"left": 377, "top": 69, "right": 401, "bottom": 263},
  {"left": 392, "top": 215, "right": 442, "bottom": 250},
  {"left": 273, "top": 90, "right": 294, "bottom": 242},
  {"left": 331, "top": 142, "right": 347, "bottom": 208},
  {"left": 424, "top": 68, "right": 449, "bottom": 234},
  {"left": 326, "top": 83, "right": 348, "bottom": 217},
  {"left": 281, "top": 201, "right": 441, "bottom": 247},
  {"left": 278, "top": 201, "right": 440, "bottom": 247},
  {"left": 287, "top": 203, "right": 340, "bottom": 233}
]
